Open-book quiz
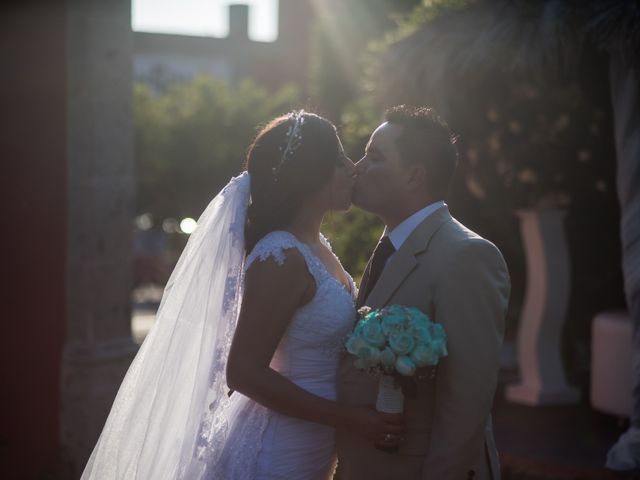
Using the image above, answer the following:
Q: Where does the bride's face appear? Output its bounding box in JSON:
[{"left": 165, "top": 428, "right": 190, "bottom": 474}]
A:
[{"left": 321, "top": 137, "right": 356, "bottom": 211}]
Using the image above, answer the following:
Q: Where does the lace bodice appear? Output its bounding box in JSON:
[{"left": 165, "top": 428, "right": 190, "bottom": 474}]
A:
[
  {"left": 245, "top": 230, "right": 357, "bottom": 363},
  {"left": 200, "top": 230, "right": 357, "bottom": 479}
]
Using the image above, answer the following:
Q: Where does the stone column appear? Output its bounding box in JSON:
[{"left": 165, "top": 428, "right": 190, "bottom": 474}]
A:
[
  {"left": 506, "top": 209, "right": 580, "bottom": 405},
  {"left": 60, "top": 0, "right": 137, "bottom": 474}
]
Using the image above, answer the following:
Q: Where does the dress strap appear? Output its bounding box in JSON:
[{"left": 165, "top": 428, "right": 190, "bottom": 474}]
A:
[{"left": 244, "top": 231, "right": 327, "bottom": 286}]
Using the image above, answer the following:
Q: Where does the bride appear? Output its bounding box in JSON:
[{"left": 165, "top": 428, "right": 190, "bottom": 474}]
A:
[{"left": 81, "top": 111, "right": 404, "bottom": 479}]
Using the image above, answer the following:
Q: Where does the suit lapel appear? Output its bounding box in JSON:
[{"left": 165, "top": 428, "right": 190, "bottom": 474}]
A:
[
  {"left": 366, "top": 248, "right": 417, "bottom": 308},
  {"left": 365, "top": 206, "right": 453, "bottom": 307}
]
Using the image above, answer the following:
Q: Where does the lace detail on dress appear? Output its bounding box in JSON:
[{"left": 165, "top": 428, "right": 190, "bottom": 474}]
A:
[
  {"left": 198, "top": 395, "right": 270, "bottom": 480},
  {"left": 244, "top": 231, "right": 357, "bottom": 360},
  {"left": 245, "top": 231, "right": 356, "bottom": 297},
  {"left": 245, "top": 231, "right": 303, "bottom": 269}
]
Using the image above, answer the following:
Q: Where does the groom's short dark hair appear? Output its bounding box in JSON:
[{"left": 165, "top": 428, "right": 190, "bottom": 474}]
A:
[{"left": 385, "top": 105, "right": 458, "bottom": 199}]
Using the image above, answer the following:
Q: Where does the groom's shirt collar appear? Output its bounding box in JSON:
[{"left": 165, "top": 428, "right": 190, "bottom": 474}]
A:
[{"left": 384, "top": 201, "right": 446, "bottom": 251}]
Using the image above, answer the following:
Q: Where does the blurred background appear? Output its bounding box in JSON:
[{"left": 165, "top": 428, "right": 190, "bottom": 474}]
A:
[{"left": 3, "top": 0, "right": 638, "bottom": 478}]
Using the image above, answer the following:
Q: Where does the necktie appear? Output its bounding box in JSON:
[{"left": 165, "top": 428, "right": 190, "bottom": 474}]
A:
[{"left": 356, "top": 236, "right": 395, "bottom": 308}]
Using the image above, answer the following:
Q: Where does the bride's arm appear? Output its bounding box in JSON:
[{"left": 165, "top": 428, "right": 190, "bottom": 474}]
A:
[{"left": 226, "top": 249, "right": 402, "bottom": 441}]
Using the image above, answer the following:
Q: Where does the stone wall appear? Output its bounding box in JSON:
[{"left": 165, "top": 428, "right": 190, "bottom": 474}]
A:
[{"left": 60, "top": 0, "right": 137, "bottom": 474}]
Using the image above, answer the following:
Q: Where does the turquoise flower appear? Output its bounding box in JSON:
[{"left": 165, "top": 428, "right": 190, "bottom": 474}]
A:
[
  {"left": 360, "top": 318, "right": 386, "bottom": 347},
  {"left": 389, "top": 332, "right": 415, "bottom": 355},
  {"left": 408, "top": 307, "right": 429, "bottom": 323},
  {"left": 410, "top": 344, "right": 436, "bottom": 366},
  {"left": 381, "top": 313, "right": 406, "bottom": 335},
  {"left": 431, "top": 337, "right": 448, "bottom": 358},
  {"left": 356, "top": 344, "right": 381, "bottom": 368},
  {"left": 364, "top": 311, "right": 380, "bottom": 322},
  {"left": 346, "top": 303, "right": 448, "bottom": 376},
  {"left": 379, "top": 347, "right": 396, "bottom": 368},
  {"left": 430, "top": 323, "right": 446, "bottom": 340},
  {"left": 412, "top": 323, "right": 431, "bottom": 343},
  {"left": 395, "top": 355, "right": 417, "bottom": 376},
  {"left": 385, "top": 305, "right": 403, "bottom": 314},
  {"left": 345, "top": 335, "right": 368, "bottom": 355}
]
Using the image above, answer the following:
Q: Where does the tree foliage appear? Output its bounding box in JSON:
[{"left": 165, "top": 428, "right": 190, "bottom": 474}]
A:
[
  {"left": 308, "top": 0, "right": 425, "bottom": 280},
  {"left": 363, "top": 0, "right": 626, "bottom": 377},
  {"left": 134, "top": 73, "right": 380, "bottom": 281},
  {"left": 134, "top": 76, "right": 299, "bottom": 222}
]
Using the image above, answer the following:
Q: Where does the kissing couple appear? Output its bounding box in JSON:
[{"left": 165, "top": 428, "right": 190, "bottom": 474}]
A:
[{"left": 82, "top": 106, "right": 510, "bottom": 480}]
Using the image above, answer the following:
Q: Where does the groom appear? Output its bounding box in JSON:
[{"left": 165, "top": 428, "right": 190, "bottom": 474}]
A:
[{"left": 336, "top": 106, "right": 510, "bottom": 480}]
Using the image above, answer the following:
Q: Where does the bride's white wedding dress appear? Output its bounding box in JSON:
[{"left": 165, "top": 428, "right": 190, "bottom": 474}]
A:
[
  {"left": 205, "top": 231, "right": 357, "bottom": 480},
  {"left": 81, "top": 173, "right": 356, "bottom": 480}
]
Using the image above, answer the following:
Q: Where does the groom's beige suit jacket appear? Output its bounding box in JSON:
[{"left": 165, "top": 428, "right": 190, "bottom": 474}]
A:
[{"left": 335, "top": 206, "right": 510, "bottom": 480}]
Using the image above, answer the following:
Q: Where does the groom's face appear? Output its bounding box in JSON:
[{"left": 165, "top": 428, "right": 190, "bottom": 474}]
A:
[{"left": 352, "top": 122, "right": 409, "bottom": 216}]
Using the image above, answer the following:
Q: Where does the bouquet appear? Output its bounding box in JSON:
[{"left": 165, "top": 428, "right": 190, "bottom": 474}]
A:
[{"left": 345, "top": 304, "right": 448, "bottom": 414}]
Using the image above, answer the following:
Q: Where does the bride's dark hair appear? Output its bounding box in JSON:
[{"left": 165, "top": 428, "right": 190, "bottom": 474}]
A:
[{"left": 245, "top": 111, "right": 341, "bottom": 254}]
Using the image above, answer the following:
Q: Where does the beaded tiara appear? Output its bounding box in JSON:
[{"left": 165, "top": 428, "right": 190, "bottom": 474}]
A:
[{"left": 272, "top": 110, "right": 305, "bottom": 178}]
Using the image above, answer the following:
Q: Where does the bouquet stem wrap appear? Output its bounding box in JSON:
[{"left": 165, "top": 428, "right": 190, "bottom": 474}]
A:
[{"left": 376, "top": 375, "right": 404, "bottom": 414}]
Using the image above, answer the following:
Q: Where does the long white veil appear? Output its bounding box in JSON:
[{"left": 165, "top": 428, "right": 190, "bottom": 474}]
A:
[{"left": 82, "top": 172, "right": 252, "bottom": 479}]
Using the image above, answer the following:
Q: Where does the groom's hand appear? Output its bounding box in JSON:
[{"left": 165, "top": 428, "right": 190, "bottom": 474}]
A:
[{"left": 339, "top": 405, "right": 404, "bottom": 443}]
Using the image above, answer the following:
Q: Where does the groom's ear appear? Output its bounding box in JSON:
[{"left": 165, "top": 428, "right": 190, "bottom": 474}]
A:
[{"left": 406, "top": 164, "right": 427, "bottom": 191}]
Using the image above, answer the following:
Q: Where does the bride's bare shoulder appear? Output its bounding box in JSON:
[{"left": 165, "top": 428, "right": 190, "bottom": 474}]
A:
[{"left": 244, "top": 245, "right": 315, "bottom": 306}]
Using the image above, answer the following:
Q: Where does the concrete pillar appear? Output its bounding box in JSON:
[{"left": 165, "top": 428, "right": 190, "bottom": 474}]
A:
[
  {"left": 506, "top": 209, "right": 581, "bottom": 405},
  {"left": 228, "top": 4, "right": 249, "bottom": 42},
  {"left": 60, "top": 0, "right": 137, "bottom": 474}
]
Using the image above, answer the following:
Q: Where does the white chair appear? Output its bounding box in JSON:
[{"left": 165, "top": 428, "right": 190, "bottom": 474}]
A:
[{"left": 590, "top": 311, "right": 633, "bottom": 417}]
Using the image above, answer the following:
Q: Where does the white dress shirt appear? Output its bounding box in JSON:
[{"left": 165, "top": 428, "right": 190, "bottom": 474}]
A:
[{"left": 384, "top": 201, "right": 446, "bottom": 263}]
